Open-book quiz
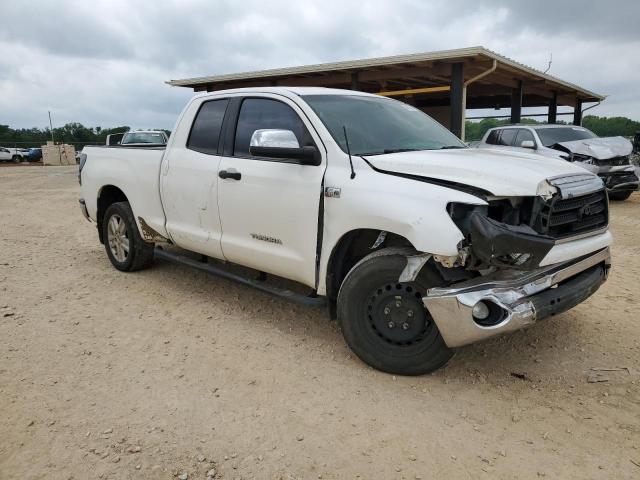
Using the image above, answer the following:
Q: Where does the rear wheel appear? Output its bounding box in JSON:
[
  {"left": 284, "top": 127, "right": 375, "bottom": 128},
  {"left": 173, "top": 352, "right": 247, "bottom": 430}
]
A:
[
  {"left": 102, "top": 202, "right": 154, "bottom": 272},
  {"left": 12, "top": 155, "right": 21, "bottom": 163},
  {"left": 608, "top": 190, "right": 632, "bottom": 201},
  {"left": 337, "top": 248, "right": 453, "bottom": 375}
]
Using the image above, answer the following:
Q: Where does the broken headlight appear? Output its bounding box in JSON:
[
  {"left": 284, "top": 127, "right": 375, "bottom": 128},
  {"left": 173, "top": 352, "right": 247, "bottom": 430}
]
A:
[
  {"left": 447, "top": 201, "right": 554, "bottom": 270},
  {"left": 561, "top": 152, "right": 593, "bottom": 164}
]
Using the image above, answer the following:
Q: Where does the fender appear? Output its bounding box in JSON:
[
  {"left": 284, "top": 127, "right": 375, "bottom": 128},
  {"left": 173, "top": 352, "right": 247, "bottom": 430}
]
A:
[{"left": 317, "top": 162, "right": 486, "bottom": 296}]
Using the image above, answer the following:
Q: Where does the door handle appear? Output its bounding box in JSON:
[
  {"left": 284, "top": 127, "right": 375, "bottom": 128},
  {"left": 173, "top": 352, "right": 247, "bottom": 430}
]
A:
[{"left": 219, "top": 169, "right": 241, "bottom": 180}]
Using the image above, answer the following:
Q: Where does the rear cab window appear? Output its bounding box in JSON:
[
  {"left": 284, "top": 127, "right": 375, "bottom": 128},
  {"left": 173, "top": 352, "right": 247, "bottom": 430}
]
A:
[
  {"left": 485, "top": 130, "right": 500, "bottom": 145},
  {"left": 122, "top": 132, "right": 166, "bottom": 144},
  {"left": 187, "top": 99, "right": 229, "bottom": 154}
]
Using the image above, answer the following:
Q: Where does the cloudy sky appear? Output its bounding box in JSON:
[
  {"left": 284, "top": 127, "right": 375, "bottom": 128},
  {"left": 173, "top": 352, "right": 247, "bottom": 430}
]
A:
[{"left": 1, "top": 0, "right": 638, "bottom": 130}]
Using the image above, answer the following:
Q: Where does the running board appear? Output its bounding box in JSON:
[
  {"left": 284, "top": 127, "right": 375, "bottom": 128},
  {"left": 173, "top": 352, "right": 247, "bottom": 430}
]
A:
[{"left": 154, "top": 247, "right": 326, "bottom": 307}]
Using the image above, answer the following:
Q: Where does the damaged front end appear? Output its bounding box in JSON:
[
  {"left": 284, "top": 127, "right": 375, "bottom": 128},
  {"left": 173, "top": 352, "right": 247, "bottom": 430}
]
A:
[
  {"left": 446, "top": 174, "right": 608, "bottom": 272},
  {"left": 420, "top": 173, "right": 611, "bottom": 348},
  {"left": 552, "top": 138, "right": 640, "bottom": 195}
]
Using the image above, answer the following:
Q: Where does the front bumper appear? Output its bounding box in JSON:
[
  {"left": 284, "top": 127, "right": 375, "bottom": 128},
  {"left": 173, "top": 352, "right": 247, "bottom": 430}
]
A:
[
  {"left": 599, "top": 168, "right": 640, "bottom": 192},
  {"left": 423, "top": 247, "right": 610, "bottom": 348}
]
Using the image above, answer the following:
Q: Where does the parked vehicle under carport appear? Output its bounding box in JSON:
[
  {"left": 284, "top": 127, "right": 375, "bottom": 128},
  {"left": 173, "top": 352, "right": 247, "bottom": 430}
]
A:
[{"left": 477, "top": 125, "right": 639, "bottom": 201}]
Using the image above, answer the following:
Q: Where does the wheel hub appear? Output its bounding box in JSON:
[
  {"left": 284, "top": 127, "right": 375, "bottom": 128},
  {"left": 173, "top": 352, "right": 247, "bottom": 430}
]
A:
[
  {"left": 107, "top": 214, "right": 129, "bottom": 262},
  {"left": 367, "top": 283, "right": 429, "bottom": 345}
]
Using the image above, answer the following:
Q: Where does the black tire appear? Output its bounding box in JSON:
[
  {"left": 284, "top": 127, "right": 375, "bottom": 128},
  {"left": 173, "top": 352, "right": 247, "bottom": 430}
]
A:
[
  {"left": 12, "top": 155, "right": 20, "bottom": 163},
  {"left": 608, "top": 190, "right": 632, "bottom": 201},
  {"left": 102, "top": 201, "right": 154, "bottom": 272},
  {"left": 337, "top": 248, "right": 453, "bottom": 375}
]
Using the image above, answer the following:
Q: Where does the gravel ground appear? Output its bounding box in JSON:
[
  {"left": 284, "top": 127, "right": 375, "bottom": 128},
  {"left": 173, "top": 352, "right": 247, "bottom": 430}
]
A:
[{"left": 1, "top": 165, "right": 639, "bottom": 480}]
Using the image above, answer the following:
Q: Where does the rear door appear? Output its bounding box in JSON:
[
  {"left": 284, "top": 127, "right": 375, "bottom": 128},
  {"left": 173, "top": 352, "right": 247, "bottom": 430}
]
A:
[
  {"left": 216, "top": 95, "right": 326, "bottom": 287},
  {"left": 161, "top": 97, "right": 229, "bottom": 258}
]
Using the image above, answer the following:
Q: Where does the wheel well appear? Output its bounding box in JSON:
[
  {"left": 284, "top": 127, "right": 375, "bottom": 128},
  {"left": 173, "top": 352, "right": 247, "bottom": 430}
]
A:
[
  {"left": 97, "top": 185, "right": 128, "bottom": 244},
  {"left": 325, "top": 229, "right": 415, "bottom": 315}
]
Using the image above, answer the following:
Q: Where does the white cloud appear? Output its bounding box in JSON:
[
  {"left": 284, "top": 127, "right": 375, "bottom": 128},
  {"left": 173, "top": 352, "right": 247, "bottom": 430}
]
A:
[{"left": 0, "top": 0, "right": 638, "bottom": 129}]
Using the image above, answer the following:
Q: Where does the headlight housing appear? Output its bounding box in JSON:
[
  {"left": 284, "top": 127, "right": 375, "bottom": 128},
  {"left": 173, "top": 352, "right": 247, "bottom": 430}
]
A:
[{"left": 447, "top": 201, "right": 554, "bottom": 270}]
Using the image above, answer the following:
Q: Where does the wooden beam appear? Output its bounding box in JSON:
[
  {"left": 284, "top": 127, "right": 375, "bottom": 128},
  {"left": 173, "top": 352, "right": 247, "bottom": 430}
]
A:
[
  {"left": 377, "top": 85, "right": 450, "bottom": 97},
  {"left": 359, "top": 64, "right": 452, "bottom": 82}
]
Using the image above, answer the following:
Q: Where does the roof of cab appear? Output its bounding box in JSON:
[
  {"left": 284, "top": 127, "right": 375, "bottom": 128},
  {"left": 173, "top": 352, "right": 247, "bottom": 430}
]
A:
[{"left": 195, "top": 86, "right": 380, "bottom": 99}]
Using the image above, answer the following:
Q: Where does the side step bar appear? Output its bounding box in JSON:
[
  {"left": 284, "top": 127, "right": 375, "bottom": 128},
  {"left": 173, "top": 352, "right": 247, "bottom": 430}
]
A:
[{"left": 154, "top": 247, "right": 326, "bottom": 307}]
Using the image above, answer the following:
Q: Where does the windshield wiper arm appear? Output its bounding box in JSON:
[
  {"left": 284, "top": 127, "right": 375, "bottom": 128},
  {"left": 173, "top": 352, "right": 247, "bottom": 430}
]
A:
[
  {"left": 361, "top": 148, "right": 421, "bottom": 156},
  {"left": 439, "top": 145, "right": 466, "bottom": 149},
  {"left": 384, "top": 148, "right": 421, "bottom": 153}
]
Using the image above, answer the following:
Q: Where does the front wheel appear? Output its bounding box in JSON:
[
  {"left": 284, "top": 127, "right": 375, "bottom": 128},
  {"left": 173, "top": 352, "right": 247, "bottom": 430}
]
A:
[
  {"left": 12, "top": 155, "right": 21, "bottom": 163},
  {"left": 102, "top": 201, "right": 154, "bottom": 272},
  {"left": 337, "top": 248, "right": 453, "bottom": 375}
]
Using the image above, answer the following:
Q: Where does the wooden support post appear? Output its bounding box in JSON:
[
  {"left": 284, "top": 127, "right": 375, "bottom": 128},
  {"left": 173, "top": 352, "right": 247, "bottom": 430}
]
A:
[
  {"left": 573, "top": 98, "right": 583, "bottom": 125},
  {"left": 510, "top": 81, "right": 522, "bottom": 124},
  {"left": 450, "top": 63, "right": 464, "bottom": 138},
  {"left": 350, "top": 72, "right": 359, "bottom": 90},
  {"left": 548, "top": 92, "right": 557, "bottom": 124}
]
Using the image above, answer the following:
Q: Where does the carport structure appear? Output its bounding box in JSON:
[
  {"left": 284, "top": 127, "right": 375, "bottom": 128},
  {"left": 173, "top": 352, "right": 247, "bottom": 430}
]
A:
[{"left": 167, "top": 46, "right": 604, "bottom": 140}]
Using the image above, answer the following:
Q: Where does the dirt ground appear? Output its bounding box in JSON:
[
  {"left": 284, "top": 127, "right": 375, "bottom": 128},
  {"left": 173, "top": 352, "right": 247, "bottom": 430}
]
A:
[{"left": 1, "top": 165, "right": 639, "bottom": 480}]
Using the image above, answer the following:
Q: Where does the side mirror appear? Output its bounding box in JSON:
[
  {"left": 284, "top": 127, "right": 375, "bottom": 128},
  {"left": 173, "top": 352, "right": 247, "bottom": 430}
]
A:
[
  {"left": 249, "top": 129, "right": 320, "bottom": 165},
  {"left": 520, "top": 140, "right": 535, "bottom": 149}
]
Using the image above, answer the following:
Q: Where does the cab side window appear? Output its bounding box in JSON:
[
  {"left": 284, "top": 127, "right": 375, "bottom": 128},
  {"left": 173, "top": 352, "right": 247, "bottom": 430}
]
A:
[
  {"left": 485, "top": 129, "right": 500, "bottom": 145},
  {"left": 499, "top": 129, "right": 517, "bottom": 146},
  {"left": 515, "top": 129, "right": 535, "bottom": 147},
  {"left": 187, "top": 99, "right": 229, "bottom": 155},
  {"left": 233, "top": 98, "right": 314, "bottom": 158}
]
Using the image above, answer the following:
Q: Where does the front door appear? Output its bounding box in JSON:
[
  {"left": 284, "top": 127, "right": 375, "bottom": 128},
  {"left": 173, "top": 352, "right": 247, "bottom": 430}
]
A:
[
  {"left": 217, "top": 95, "right": 326, "bottom": 287},
  {"left": 161, "top": 98, "right": 229, "bottom": 259}
]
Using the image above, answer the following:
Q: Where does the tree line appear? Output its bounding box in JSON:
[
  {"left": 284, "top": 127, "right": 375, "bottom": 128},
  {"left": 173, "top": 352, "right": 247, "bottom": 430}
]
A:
[
  {"left": 0, "top": 123, "right": 170, "bottom": 149},
  {"left": 1, "top": 115, "right": 638, "bottom": 148}
]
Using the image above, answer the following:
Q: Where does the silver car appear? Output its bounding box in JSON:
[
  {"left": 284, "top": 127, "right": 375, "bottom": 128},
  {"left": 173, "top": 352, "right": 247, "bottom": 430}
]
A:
[{"left": 477, "top": 124, "right": 639, "bottom": 201}]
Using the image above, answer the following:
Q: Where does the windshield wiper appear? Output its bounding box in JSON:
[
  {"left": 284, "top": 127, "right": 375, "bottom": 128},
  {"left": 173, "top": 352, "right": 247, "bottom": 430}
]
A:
[
  {"left": 439, "top": 145, "right": 466, "bottom": 149},
  {"left": 360, "top": 148, "right": 421, "bottom": 156}
]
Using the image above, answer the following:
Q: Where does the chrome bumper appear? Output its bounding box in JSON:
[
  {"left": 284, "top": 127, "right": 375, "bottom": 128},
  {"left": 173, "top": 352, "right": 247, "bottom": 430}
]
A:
[
  {"left": 79, "top": 198, "right": 90, "bottom": 221},
  {"left": 423, "top": 248, "right": 610, "bottom": 348}
]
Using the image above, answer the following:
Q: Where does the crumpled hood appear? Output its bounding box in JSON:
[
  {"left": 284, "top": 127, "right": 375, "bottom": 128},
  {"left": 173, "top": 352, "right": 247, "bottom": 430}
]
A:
[
  {"left": 555, "top": 136, "right": 632, "bottom": 160},
  {"left": 365, "top": 148, "right": 592, "bottom": 197}
]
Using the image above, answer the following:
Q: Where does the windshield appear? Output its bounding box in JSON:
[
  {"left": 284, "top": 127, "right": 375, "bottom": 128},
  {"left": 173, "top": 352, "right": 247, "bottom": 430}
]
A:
[
  {"left": 302, "top": 95, "right": 465, "bottom": 155},
  {"left": 536, "top": 127, "right": 597, "bottom": 147},
  {"left": 121, "top": 132, "right": 166, "bottom": 144}
]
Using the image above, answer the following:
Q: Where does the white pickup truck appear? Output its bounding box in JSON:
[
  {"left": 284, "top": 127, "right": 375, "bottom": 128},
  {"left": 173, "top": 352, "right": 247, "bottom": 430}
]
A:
[{"left": 79, "top": 87, "right": 612, "bottom": 375}]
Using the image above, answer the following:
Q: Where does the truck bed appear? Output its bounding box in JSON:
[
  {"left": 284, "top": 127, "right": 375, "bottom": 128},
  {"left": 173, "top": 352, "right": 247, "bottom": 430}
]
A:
[{"left": 81, "top": 145, "right": 169, "bottom": 240}]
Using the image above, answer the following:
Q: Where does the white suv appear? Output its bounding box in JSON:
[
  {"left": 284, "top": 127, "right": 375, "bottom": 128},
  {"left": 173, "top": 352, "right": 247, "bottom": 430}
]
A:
[{"left": 477, "top": 124, "right": 639, "bottom": 201}]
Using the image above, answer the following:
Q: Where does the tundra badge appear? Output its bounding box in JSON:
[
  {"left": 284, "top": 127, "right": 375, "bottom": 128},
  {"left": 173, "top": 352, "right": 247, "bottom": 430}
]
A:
[
  {"left": 251, "top": 233, "right": 283, "bottom": 245},
  {"left": 324, "top": 187, "right": 341, "bottom": 198}
]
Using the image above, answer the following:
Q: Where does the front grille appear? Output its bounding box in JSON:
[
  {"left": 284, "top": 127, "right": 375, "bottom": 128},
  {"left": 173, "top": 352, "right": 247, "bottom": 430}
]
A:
[
  {"left": 537, "top": 189, "right": 608, "bottom": 239},
  {"left": 596, "top": 155, "right": 630, "bottom": 167}
]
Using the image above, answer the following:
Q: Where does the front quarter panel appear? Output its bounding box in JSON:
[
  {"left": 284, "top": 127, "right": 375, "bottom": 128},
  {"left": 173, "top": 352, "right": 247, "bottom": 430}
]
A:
[{"left": 317, "top": 158, "right": 486, "bottom": 295}]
